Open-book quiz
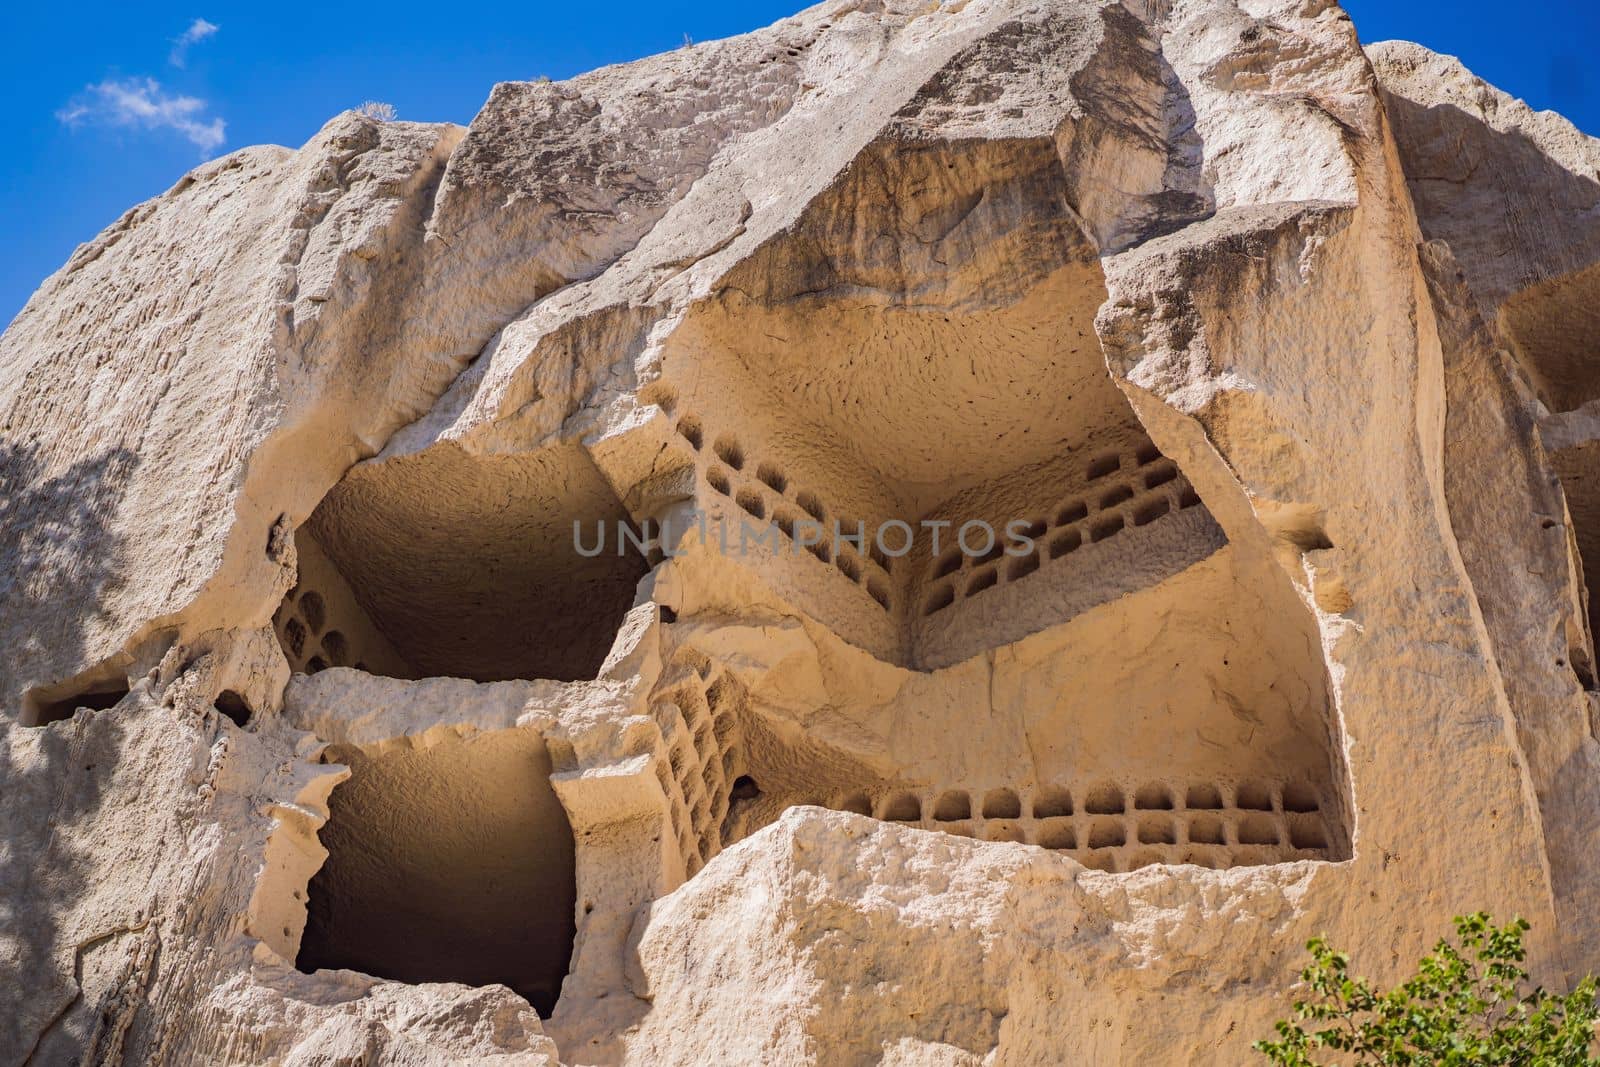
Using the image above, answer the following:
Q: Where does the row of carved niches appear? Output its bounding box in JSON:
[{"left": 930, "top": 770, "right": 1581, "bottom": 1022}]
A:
[
  {"left": 676, "top": 413, "right": 895, "bottom": 612},
  {"left": 659, "top": 400, "right": 1226, "bottom": 670},
  {"left": 648, "top": 648, "right": 748, "bottom": 878},
  {"left": 727, "top": 778, "right": 1335, "bottom": 872},
  {"left": 906, "top": 433, "right": 1227, "bottom": 669},
  {"left": 659, "top": 533, "right": 1351, "bottom": 879}
]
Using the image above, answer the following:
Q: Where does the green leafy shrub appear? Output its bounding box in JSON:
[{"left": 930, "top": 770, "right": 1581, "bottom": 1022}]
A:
[{"left": 1255, "top": 913, "right": 1599, "bottom": 1065}]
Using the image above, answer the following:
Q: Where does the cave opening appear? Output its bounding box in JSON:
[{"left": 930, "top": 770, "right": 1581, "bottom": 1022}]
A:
[
  {"left": 276, "top": 440, "right": 648, "bottom": 684},
  {"left": 295, "top": 729, "right": 578, "bottom": 1017},
  {"left": 21, "top": 674, "right": 130, "bottom": 727}
]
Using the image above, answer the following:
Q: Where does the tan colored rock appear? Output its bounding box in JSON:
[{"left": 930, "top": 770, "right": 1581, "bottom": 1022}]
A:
[
  {"left": 1372, "top": 39, "right": 1600, "bottom": 967},
  {"left": 3, "top": 0, "right": 1599, "bottom": 1063}
]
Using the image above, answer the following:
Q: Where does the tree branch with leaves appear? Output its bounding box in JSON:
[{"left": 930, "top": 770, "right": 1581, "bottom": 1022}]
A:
[{"left": 1256, "top": 914, "right": 1599, "bottom": 1065}]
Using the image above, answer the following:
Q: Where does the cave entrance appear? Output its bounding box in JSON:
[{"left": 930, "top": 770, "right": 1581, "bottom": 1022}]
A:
[
  {"left": 281, "top": 440, "right": 648, "bottom": 683},
  {"left": 296, "top": 729, "right": 577, "bottom": 1017}
]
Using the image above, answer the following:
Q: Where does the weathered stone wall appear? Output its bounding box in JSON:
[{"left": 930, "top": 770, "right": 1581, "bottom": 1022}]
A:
[{"left": 3, "top": 1, "right": 1598, "bottom": 1063}]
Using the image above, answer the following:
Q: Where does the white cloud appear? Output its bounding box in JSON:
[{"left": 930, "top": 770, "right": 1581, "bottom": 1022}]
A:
[
  {"left": 168, "top": 18, "right": 219, "bottom": 68},
  {"left": 57, "top": 77, "right": 226, "bottom": 154}
]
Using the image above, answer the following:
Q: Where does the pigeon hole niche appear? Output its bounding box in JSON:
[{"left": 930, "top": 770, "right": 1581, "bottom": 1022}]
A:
[
  {"left": 273, "top": 527, "right": 412, "bottom": 678},
  {"left": 653, "top": 136, "right": 1226, "bottom": 668},
  {"left": 289, "top": 440, "right": 648, "bottom": 683},
  {"left": 296, "top": 728, "right": 577, "bottom": 1017},
  {"left": 727, "top": 775, "right": 1339, "bottom": 873}
]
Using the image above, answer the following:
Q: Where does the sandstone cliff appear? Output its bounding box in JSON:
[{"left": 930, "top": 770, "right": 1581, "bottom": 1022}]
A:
[{"left": 4, "top": 0, "right": 1600, "bottom": 1063}]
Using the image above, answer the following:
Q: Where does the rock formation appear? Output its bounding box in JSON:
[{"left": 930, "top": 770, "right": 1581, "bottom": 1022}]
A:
[{"left": 3, "top": 0, "right": 1599, "bottom": 1062}]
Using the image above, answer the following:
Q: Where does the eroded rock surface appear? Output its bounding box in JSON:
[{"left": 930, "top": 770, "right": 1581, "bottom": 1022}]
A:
[{"left": 4, "top": 0, "right": 1599, "bottom": 1062}]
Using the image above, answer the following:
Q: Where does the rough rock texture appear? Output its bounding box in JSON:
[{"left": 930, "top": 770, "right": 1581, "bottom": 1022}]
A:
[{"left": 4, "top": 0, "right": 1600, "bottom": 1063}]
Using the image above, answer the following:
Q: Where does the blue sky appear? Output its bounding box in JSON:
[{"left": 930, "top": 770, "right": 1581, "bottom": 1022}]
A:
[{"left": 2, "top": 1, "right": 1595, "bottom": 327}]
